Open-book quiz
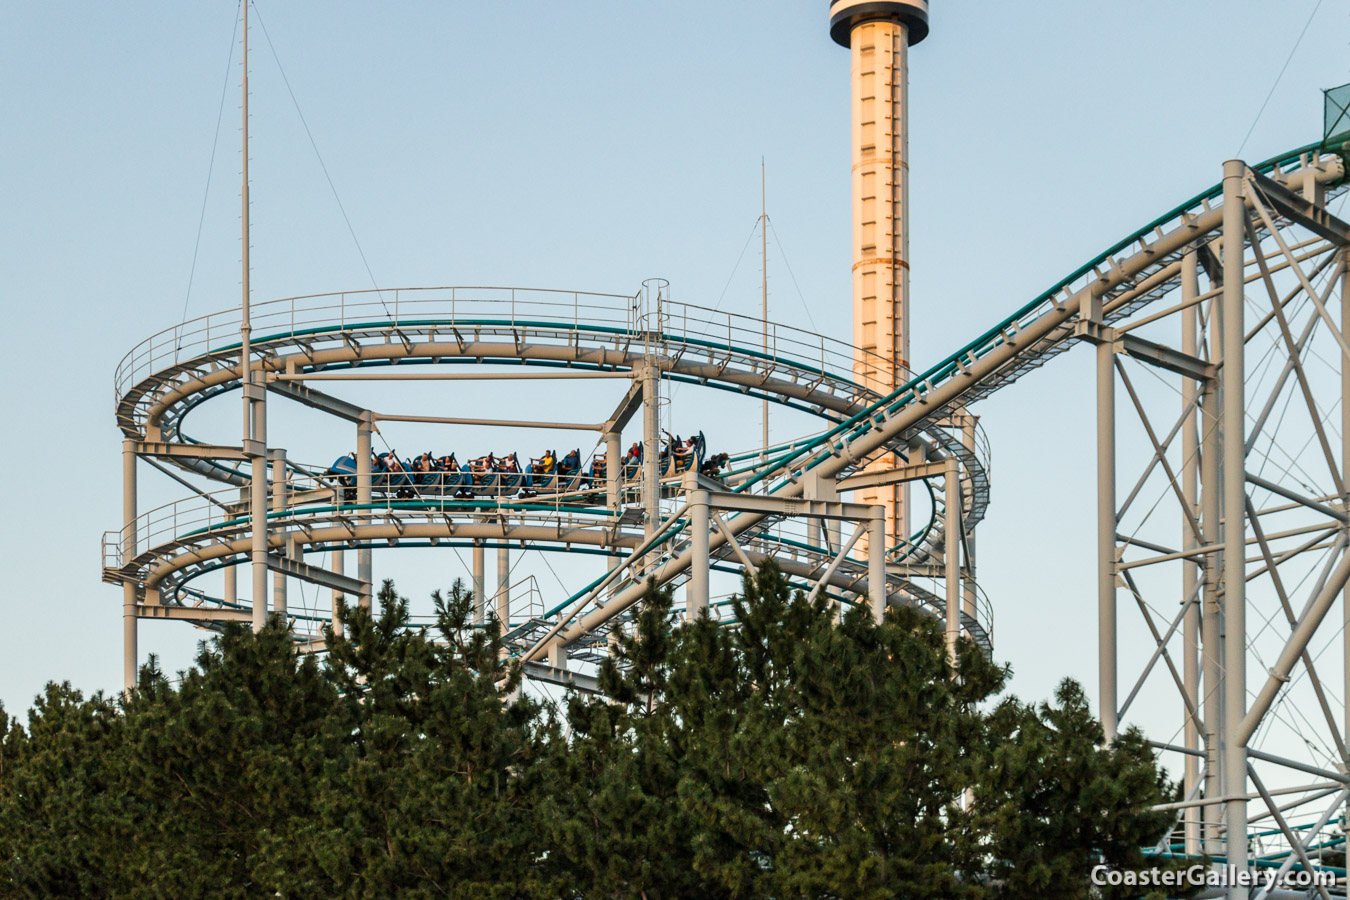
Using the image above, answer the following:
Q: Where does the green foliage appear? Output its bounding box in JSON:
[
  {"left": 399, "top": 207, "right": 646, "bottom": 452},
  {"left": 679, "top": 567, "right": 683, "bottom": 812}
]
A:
[
  {"left": 0, "top": 567, "right": 1177, "bottom": 898},
  {"left": 976, "top": 682, "right": 1182, "bottom": 900}
]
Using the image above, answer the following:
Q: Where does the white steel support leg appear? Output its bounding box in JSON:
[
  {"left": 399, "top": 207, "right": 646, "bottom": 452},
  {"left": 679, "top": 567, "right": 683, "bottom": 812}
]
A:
[
  {"left": 496, "top": 545, "right": 510, "bottom": 630},
  {"left": 1181, "top": 250, "right": 1203, "bottom": 857},
  {"left": 249, "top": 438, "right": 268, "bottom": 631},
  {"left": 605, "top": 430, "right": 621, "bottom": 592},
  {"left": 1221, "top": 159, "right": 1249, "bottom": 896},
  {"left": 1098, "top": 335, "right": 1118, "bottom": 742},
  {"left": 270, "top": 449, "right": 288, "bottom": 616},
  {"left": 605, "top": 430, "right": 621, "bottom": 515},
  {"left": 688, "top": 489, "right": 710, "bottom": 620},
  {"left": 945, "top": 456, "right": 961, "bottom": 661},
  {"left": 641, "top": 366, "right": 660, "bottom": 563},
  {"left": 224, "top": 486, "right": 246, "bottom": 606},
  {"left": 868, "top": 510, "right": 886, "bottom": 623},
  {"left": 1341, "top": 248, "right": 1350, "bottom": 796},
  {"left": 1201, "top": 299, "right": 1225, "bottom": 858},
  {"left": 356, "top": 412, "right": 373, "bottom": 608},
  {"left": 330, "top": 547, "right": 344, "bottom": 637},
  {"left": 960, "top": 413, "right": 979, "bottom": 635},
  {"left": 472, "top": 541, "right": 485, "bottom": 625},
  {"left": 122, "top": 440, "right": 137, "bottom": 694}
]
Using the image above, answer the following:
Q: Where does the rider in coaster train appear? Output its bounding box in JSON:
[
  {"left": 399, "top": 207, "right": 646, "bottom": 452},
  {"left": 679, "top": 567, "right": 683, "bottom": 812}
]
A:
[{"left": 326, "top": 431, "right": 714, "bottom": 496}]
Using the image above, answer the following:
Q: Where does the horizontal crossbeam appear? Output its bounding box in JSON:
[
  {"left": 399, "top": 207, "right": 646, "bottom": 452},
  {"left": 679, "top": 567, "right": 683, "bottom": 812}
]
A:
[
  {"left": 835, "top": 460, "right": 948, "bottom": 491},
  {"left": 705, "top": 490, "right": 882, "bottom": 522},
  {"left": 135, "top": 441, "right": 248, "bottom": 461},
  {"left": 1118, "top": 334, "right": 1216, "bottom": 381},
  {"left": 267, "top": 379, "right": 366, "bottom": 423},
  {"left": 522, "top": 661, "right": 601, "bottom": 693},
  {"left": 1247, "top": 170, "right": 1350, "bottom": 245},
  {"left": 266, "top": 554, "right": 369, "bottom": 596}
]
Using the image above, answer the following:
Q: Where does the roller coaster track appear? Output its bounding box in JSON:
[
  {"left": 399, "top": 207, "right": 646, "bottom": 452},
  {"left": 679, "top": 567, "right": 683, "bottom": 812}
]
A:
[
  {"left": 106, "top": 142, "right": 1346, "bottom": 686},
  {"left": 536, "top": 143, "right": 1349, "bottom": 656},
  {"left": 106, "top": 286, "right": 995, "bottom": 651}
]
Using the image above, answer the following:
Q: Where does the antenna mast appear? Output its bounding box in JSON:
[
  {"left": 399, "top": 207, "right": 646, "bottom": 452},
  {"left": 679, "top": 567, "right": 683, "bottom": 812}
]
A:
[
  {"left": 239, "top": 0, "right": 270, "bottom": 631},
  {"left": 761, "top": 160, "right": 769, "bottom": 452}
]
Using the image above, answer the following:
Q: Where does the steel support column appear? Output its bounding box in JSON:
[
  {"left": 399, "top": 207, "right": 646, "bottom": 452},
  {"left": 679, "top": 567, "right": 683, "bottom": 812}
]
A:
[
  {"left": 868, "top": 508, "right": 885, "bottom": 623},
  {"left": 225, "top": 487, "right": 244, "bottom": 607},
  {"left": 497, "top": 545, "right": 510, "bottom": 629},
  {"left": 1201, "top": 281, "right": 1225, "bottom": 857},
  {"left": 122, "top": 440, "right": 137, "bottom": 694},
  {"left": 944, "top": 456, "right": 961, "bottom": 660},
  {"left": 330, "top": 547, "right": 344, "bottom": 637},
  {"left": 248, "top": 416, "right": 268, "bottom": 631},
  {"left": 960, "top": 413, "right": 979, "bottom": 640},
  {"left": 605, "top": 430, "right": 621, "bottom": 593},
  {"left": 688, "top": 489, "right": 710, "bottom": 620},
  {"left": 270, "top": 448, "right": 288, "bottom": 616},
  {"left": 605, "top": 430, "right": 621, "bottom": 515},
  {"left": 1221, "top": 159, "right": 1249, "bottom": 895},
  {"left": 1181, "top": 249, "right": 1203, "bottom": 857},
  {"left": 1342, "top": 247, "right": 1350, "bottom": 790},
  {"left": 472, "top": 541, "right": 485, "bottom": 625},
  {"left": 641, "top": 365, "right": 660, "bottom": 559},
  {"left": 1098, "top": 333, "right": 1118, "bottom": 741},
  {"left": 356, "top": 411, "right": 373, "bottom": 608}
]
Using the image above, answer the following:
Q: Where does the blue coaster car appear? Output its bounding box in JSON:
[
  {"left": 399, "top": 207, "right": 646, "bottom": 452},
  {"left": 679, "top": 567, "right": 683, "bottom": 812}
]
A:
[
  {"left": 433, "top": 454, "right": 469, "bottom": 495},
  {"left": 656, "top": 432, "right": 704, "bottom": 478},
  {"left": 330, "top": 453, "right": 358, "bottom": 480},
  {"left": 325, "top": 432, "right": 708, "bottom": 502},
  {"left": 622, "top": 442, "right": 643, "bottom": 482},
  {"left": 524, "top": 451, "right": 557, "bottom": 495},
  {"left": 374, "top": 452, "right": 414, "bottom": 494},
  {"left": 587, "top": 454, "right": 609, "bottom": 490},
  {"left": 555, "top": 449, "right": 584, "bottom": 493},
  {"left": 329, "top": 453, "right": 358, "bottom": 502},
  {"left": 468, "top": 455, "right": 497, "bottom": 495},
  {"left": 496, "top": 453, "right": 525, "bottom": 495}
]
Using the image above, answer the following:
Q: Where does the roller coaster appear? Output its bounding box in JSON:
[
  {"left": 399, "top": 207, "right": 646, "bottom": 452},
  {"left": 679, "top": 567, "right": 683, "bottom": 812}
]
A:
[
  {"left": 327, "top": 433, "right": 711, "bottom": 501},
  {"left": 101, "top": 3, "right": 1350, "bottom": 895},
  {"left": 105, "top": 282, "right": 994, "bottom": 660}
]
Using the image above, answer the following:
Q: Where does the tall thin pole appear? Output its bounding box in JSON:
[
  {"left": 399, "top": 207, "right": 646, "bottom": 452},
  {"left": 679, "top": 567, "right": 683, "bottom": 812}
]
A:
[
  {"left": 240, "top": 0, "right": 250, "bottom": 397},
  {"left": 944, "top": 456, "right": 961, "bottom": 661},
  {"left": 1097, "top": 333, "right": 1117, "bottom": 743},
  {"left": 1220, "top": 159, "right": 1249, "bottom": 896},
  {"left": 1201, "top": 278, "right": 1224, "bottom": 857},
  {"left": 240, "top": 0, "right": 270, "bottom": 632},
  {"left": 122, "top": 440, "right": 138, "bottom": 694},
  {"left": 1340, "top": 246, "right": 1349, "bottom": 826},
  {"left": 761, "top": 159, "right": 769, "bottom": 453},
  {"left": 1180, "top": 250, "right": 1202, "bottom": 857}
]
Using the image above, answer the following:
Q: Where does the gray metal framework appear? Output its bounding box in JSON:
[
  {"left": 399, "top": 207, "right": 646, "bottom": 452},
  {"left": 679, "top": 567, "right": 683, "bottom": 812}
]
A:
[{"left": 105, "top": 281, "right": 993, "bottom": 663}]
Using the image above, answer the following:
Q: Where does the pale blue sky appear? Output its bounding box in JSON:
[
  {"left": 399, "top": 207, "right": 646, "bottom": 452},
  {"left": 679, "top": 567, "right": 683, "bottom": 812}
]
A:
[{"left": 1, "top": 1, "right": 1346, "bottom": 727}]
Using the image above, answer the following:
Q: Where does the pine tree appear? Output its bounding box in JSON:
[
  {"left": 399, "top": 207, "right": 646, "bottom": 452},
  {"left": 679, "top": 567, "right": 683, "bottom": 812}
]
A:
[
  {"left": 0, "top": 567, "right": 1181, "bottom": 898},
  {"left": 976, "top": 680, "right": 1182, "bottom": 899}
]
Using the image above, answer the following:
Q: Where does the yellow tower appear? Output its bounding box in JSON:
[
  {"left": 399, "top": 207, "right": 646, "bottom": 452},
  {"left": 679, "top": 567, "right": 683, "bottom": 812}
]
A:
[{"left": 830, "top": 0, "right": 929, "bottom": 548}]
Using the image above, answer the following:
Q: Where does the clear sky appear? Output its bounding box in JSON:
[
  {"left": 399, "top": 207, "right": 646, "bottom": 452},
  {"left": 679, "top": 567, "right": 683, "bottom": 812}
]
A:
[{"left": 1, "top": 0, "right": 1347, "bottom": 730}]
